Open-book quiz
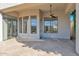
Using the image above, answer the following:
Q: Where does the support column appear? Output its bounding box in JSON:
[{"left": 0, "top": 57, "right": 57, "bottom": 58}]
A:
[
  {"left": 0, "top": 13, "right": 3, "bottom": 42},
  {"left": 76, "top": 4, "right": 79, "bottom": 54},
  {"left": 22, "top": 17, "right": 23, "bottom": 34}
]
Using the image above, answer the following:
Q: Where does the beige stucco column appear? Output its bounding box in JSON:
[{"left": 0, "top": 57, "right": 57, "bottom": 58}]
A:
[
  {"left": 0, "top": 13, "right": 3, "bottom": 42},
  {"left": 76, "top": 4, "right": 79, "bottom": 54},
  {"left": 0, "top": 13, "right": 8, "bottom": 42}
]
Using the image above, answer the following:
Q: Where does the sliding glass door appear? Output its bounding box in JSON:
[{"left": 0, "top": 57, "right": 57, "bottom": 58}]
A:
[
  {"left": 12, "top": 19, "right": 17, "bottom": 37},
  {"left": 7, "top": 19, "right": 17, "bottom": 38},
  {"left": 3, "top": 14, "right": 17, "bottom": 40},
  {"left": 7, "top": 19, "right": 12, "bottom": 38}
]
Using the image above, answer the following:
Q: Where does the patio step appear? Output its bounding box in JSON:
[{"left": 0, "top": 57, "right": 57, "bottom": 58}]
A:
[{"left": 16, "top": 37, "right": 44, "bottom": 42}]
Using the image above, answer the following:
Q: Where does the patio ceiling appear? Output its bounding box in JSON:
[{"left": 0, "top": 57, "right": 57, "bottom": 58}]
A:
[{"left": 0, "top": 3, "right": 75, "bottom": 14}]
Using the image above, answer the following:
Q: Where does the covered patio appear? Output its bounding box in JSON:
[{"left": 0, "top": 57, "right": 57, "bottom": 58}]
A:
[
  {"left": 0, "top": 3, "right": 75, "bottom": 41},
  {"left": 0, "top": 3, "right": 78, "bottom": 56}
]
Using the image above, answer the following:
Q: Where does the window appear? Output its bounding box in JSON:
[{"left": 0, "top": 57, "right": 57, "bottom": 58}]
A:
[
  {"left": 23, "top": 16, "right": 28, "bottom": 33},
  {"left": 51, "top": 20, "right": 58, "bottom": 33},
  {"left": 44, "top": 17, "right": 58, "bottom": 33},
  {"left": 19, "top": 17, "right": 22, "bottom": 33},
  {"left": 44, "top": 20, "right": 51, "bottom": 33},
  {"left": 31, "top": 16, "right": 37, "bottom": 33}
]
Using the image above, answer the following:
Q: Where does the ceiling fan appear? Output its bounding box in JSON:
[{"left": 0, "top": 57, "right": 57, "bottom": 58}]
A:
[{"left": 49, "top": 4, "right": 57, "bottom": 18}]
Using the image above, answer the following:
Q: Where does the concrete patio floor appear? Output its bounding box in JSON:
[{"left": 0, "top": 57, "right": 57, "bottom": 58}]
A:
[{"left": 0, "top": 38, "right": 77, "bottom": 56}]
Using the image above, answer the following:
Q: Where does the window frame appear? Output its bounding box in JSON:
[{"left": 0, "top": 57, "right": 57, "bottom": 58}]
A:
[
  {"left": 44, "top": 17, "right": 58, "bottom": 33},
  {"left": 23, "top": 16, "right": 28, "bottom": 33},
  {"left": 30, "top": 16, "right": 37, "bottom": 34},
  {"left": 19, "top": 17, "right": 22, "bottom": 33}
]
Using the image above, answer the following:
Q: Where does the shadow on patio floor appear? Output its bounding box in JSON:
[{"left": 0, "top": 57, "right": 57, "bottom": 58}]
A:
[{"left": 16, "top": 37, "right": 77, "bottom": 56}]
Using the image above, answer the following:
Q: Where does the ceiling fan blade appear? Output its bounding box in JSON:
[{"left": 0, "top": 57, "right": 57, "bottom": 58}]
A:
[{"left": 50, "top": 14, "right": 57, "bottom": 18}]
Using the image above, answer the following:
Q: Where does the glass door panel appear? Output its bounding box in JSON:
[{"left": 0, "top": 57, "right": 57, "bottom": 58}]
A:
[
  {"left": 7, "top": 19, "right": 12, "bottom": 39},
  {"left": 7, "top": 18, "right": 17, "bottom": 39},
  {"left": 12, "top": 19, "right": 17, "bottom": 37}
]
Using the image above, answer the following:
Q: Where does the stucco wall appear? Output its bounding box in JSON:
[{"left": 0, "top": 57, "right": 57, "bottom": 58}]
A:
[
  {"left": 0, "top": 13, "right": 8, "bottom": 41},
  {"left": 18, "top": 10, "right": 40, "bottom": 39},
  {"left": 40, "top": 11, "right": 70, "bottom": 39},
  {"left": 17, "top": 10, "right": 70, "bottom": 40},
  {"left": 0, "top": 13, "right": 3, "bottom": 41},
  {"left": 3, "top": 18, "right": 8, "bottom": 41},
  {"left": 76, "top": 4, "right": 79, "bottom": 54}
]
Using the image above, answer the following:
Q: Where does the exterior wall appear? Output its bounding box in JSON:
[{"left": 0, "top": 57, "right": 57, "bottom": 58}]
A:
[
  {"left": 18, "top": 10, "right": 40, "bottom": 39},
  {"left": 40, "top": 11, "right": 70, "bottom": 39},
  {"left": 0, "top": 4, "right": 75, "bottom": 42},
  {"left": 18, "top": 10, "right": 70, "bottom": 40},
  {"left": 76, "top": 4, "right": 79, "bottom": 54},
  {"left": 0, "top": 13, "right": 3, "bottom": 42},
  {"left": 0, "top": 13, "right": 8, "bottom": 42},
  {"left": 3, "top": 17, "right": 8, "bottom": 41}
]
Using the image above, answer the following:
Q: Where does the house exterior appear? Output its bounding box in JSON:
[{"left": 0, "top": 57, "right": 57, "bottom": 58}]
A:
[
  {"left": 1, "top": 3, "right": 79, "bottom": 54},
  {"left": 0, "top": 3, "right": 75, "bottom": 40}
]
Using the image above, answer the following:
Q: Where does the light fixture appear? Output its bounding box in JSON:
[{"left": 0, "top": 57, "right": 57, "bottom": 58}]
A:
[{"left": 49, "top": 4, "right": 57, "bottom": 18}]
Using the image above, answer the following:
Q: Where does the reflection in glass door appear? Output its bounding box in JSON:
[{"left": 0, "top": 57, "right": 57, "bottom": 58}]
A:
[
  {"left": 7, "top": 19, "right": 17, "bottom": 39},
  {"left": 7, "top": 19, "right": 12, "bottom": 38},
  {"left": 12, "top": 20, "right": 17, "bottom": 37}
]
